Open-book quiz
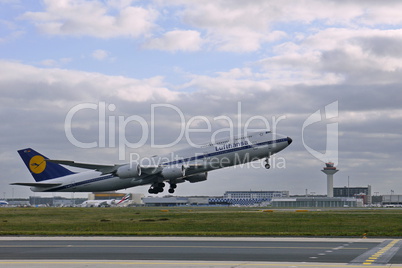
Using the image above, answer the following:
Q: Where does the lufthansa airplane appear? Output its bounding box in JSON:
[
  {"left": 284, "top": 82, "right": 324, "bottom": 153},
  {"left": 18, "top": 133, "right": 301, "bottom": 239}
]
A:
[{"left": 13, "top": 131, "right": 292, "bottom": 194}]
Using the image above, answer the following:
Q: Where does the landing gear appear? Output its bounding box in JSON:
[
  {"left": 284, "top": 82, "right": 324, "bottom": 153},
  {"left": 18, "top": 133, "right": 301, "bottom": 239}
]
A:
[
  {"left": 147, "top": 182, "right": 178, "bottom": 195},
  {"left": 168, "top": 183, "right": 177, "bottom": 194},
  {"left": 147, "top": 188, "right": 157, "bottom": 194},
  {"left": 265, "top": 158, "right": 271, "bottom": 169},
  {"left": 148, "top": 182, "right": 165, "bottom": 194}
]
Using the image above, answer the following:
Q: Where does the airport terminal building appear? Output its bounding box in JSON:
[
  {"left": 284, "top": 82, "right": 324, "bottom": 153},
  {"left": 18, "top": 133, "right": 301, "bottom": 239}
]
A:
[
  {"left": 382, "top": 195, "right": 402, "bottom": 206},
  {"left": 13, "top": 187, "right": 378, "bottom": 208},
  {"left": 333, "top": 186, "right": 371, "bottom": 197},
  {"left": 209, "top": 191, "right": 289, "bottom": 206},
  {"left": 223, "top": 191, "right": 289, "bottom": 199},
  {"left": 271, "top": 197, "right": 363, "bottom": 208},
  {"left": 333, "top": 186, "right": 372, "bottom": 205},
  {"left": 141, "top": 191, "right": 290, "bottom": 207}
]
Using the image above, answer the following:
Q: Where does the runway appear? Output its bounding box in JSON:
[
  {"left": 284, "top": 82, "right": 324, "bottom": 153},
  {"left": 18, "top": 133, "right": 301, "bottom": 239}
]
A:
[{"left": 1, "top": 237, "right": 402, "bottom": 267}]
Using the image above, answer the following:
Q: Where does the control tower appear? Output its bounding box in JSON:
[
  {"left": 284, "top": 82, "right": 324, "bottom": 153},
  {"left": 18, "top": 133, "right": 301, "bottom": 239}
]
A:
[{"left": 321, "top": 162, "right": 338, "bottom": 197}]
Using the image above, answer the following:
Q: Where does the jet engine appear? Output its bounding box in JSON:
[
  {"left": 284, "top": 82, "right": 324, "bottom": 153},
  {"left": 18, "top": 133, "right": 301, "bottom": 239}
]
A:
[
  {"left": 184, "top": 172, "right": 208, "bottom": 183},
  {"left": 161, "top": 166, "right": 185, "bottom": 180},
  {"left": 116, "top": 163, "right": 141, "bottom": 178}
]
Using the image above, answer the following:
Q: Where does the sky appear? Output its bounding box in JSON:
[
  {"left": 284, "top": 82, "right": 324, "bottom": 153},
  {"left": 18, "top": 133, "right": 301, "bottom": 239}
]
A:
[{"left": 1, "top": 0, "right": 402, "bottom": 199}]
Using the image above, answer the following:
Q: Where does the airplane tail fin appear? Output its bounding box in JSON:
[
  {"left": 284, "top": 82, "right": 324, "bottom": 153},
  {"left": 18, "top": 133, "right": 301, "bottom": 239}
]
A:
[
  {"left": 18, "top": 148, "right": 75, "bottom": 182},
  {"left": 117, "top": 193, "right": 131, "bottom": 205}
]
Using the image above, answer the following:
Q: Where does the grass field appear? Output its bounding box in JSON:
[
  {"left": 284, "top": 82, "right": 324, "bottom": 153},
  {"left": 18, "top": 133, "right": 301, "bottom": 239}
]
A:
[{"left": 1, "top": 207, "right": 402, "bottom": 237}]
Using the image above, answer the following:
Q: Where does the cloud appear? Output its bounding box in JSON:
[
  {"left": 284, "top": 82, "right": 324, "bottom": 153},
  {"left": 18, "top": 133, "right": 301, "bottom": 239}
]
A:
[
  {"left": 18, "top": 0, "right": 402, "bottom": 53},
  {"left": 250, "top": 27, "right": 402, "bottom": 88},
  {"left": 175, "top": 0, "right": 282, "bottom": 52},
  {"left": 357, "top": 2, "right": 402, "bottom": 25},
  {"left": 3, "top": 1, "right": 402, "bottom": 198},
  {"left": 91, "top": 49, "right": 109, "bottom": 61},
  {"left": 154, "top": 0, "right": 402, "bottom": 52},
  {"left": 40, "top": 58, "right": 72, "bottom": 67},
  {"left": 1, "top": 57, "right": 402, "bottom": 197},
  {"left": 145, "top": 30, "right": 202, "bottom": 52},
  {"left": 21, "top": 0, "right": 157, "bottom": 38},
  {"left": 0, "top": 60, "right": 180, "bottom": 105}
]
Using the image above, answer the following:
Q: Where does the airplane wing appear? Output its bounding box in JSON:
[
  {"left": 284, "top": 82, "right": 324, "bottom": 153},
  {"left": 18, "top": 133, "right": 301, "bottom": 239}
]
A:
[
  {"left": 46, "top": 160, "right": 120, "bottom": 175},
  {"left": 47, "top": 160, "right": 206, "bottom": 177},
  {"left": 11, "top": 182, "right": 62, "bottom": 187},
  {"left": 48, "top": 159, "right": 163, "bottom": 176}
]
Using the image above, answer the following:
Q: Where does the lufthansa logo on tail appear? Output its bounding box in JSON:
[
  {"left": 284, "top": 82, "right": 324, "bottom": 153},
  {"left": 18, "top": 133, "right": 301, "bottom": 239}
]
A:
[{"left": 29, "top": 155, "right": 46, "bottom": 174}]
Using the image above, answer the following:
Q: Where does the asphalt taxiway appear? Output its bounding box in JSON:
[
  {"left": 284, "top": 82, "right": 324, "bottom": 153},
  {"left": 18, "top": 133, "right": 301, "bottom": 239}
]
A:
[{"left": 1, "top": 237, "right": 402, "bottom": 267}]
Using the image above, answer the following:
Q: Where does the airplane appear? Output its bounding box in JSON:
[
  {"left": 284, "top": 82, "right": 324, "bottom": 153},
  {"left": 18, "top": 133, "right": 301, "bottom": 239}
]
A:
[
  {"left": 0, "top": 200, "right": 8, "bottom": 206},
  {"left": 12, "top": 131, "right": 292, "bottom": 194},
  {"left": 81, "top": 193, "right": 131, "bottom": 207}
]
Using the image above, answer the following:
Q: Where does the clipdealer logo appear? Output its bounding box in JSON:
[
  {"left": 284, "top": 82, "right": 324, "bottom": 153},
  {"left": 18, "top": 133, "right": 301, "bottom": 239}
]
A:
[
  {"left": 64, "top": 102, "right": 287, "bottom": 161},
  {"left": 64, "top": 100, "right": 338, "bottom": 166}
]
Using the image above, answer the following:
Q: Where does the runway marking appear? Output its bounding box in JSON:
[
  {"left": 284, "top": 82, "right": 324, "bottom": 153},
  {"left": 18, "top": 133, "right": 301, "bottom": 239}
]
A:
[
  {"left": 308, "top": 243, "right": 351, "bottom": 261},
  {"left": 1, "top": 260, "right": 402, "bottom": 267},
  {"left": 361, "top": 239, "right": 400, "bottom": 265},
  {"left": 350, "top": 239, "right": 401, "bottom": 265},
  {"left": 0, "top": 245, "right": 369, "bottom": 250}
]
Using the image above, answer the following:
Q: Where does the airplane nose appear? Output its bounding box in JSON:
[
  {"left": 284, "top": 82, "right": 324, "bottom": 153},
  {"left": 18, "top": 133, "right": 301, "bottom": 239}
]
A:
[{"left": 287, "top": 137, "right": 293, "bottom": 145}]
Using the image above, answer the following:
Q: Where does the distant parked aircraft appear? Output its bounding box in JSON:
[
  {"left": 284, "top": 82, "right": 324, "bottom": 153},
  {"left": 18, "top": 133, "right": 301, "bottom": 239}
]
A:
[{"left": 81, "top": 193, "right": 131, "bottom": 207}]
